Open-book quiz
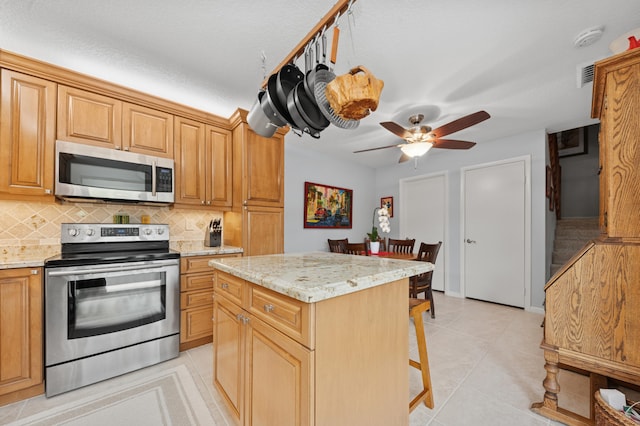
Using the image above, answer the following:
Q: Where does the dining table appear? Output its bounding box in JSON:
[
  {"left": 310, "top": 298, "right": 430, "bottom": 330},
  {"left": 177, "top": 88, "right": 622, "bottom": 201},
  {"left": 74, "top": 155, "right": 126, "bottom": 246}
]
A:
[{"left": 370, "top": 251, "right": 417, "bottom": 261}]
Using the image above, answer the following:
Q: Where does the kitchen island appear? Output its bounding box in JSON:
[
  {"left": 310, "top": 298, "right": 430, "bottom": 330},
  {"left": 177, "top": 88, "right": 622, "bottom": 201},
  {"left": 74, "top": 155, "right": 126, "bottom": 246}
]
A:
[{"left": 209, "top": 252, "right": 433, "bottom": 426}]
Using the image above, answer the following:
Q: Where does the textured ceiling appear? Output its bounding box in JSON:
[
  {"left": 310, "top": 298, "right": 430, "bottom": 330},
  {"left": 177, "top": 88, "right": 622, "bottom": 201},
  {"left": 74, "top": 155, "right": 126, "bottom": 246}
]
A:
[{"left": 1, "top": 0, "right": 639, "bottom": 167}]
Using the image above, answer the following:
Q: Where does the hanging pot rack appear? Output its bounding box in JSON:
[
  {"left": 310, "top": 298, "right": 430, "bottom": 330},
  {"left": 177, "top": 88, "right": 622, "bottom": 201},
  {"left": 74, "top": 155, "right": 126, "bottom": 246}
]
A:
[{"left": 260, "top": 0, "right": 356, "bottom": 89}]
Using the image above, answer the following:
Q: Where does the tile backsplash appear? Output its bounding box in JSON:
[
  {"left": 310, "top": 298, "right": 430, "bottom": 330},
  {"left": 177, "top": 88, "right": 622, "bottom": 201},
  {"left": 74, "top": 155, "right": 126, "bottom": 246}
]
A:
[{"left": 0, "top": 199, "right": 223, "bottom": 261}]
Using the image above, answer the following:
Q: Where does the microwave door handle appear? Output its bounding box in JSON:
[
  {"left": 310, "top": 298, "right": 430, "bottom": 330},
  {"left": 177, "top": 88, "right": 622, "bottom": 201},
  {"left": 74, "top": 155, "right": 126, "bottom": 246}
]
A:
[{"left": 152, "top": 161, "right": 157, "bottom": 197}]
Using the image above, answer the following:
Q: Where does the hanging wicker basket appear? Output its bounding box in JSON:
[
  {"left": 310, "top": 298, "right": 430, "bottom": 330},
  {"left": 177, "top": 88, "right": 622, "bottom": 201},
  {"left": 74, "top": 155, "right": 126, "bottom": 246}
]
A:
[{"left": 325, "top": 66, "right": 384, "bottom": 120}]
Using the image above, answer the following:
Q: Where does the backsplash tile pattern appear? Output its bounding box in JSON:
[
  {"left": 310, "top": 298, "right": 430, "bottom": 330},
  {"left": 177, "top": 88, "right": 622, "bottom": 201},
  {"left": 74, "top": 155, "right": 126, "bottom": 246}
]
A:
[{"left": 0, "top": 200, "right": 223, "bottom": 263}]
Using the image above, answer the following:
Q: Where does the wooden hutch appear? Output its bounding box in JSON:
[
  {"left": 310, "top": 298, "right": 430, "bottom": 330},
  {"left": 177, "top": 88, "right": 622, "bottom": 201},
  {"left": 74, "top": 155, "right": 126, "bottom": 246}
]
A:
[{"left": 531, "top": 47, "right": 640, "bottom": 424}]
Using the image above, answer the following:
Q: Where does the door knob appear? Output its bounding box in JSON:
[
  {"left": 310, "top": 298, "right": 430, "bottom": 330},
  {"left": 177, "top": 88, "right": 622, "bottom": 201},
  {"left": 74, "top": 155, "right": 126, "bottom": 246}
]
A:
[{"left": 466, "top": 238, "right": 476, "bottom": 244}]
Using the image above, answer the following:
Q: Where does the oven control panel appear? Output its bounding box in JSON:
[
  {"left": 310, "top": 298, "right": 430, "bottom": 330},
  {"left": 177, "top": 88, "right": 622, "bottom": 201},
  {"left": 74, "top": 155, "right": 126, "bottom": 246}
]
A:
[{"left": 61, "top": 223, "right": 169, "bottom": 244}]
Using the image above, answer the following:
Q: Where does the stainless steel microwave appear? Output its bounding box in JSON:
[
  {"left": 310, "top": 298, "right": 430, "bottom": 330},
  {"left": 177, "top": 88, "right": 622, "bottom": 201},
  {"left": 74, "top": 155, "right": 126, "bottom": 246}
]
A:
[{"left": 55, "top": 140, "right": 175, "bottom": 204}]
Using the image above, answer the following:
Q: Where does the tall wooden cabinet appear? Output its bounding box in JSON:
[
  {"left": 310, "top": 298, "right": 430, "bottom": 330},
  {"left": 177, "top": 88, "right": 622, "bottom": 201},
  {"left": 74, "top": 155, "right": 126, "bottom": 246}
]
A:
[
  {"left": 224, "top": 109, "right": 286, "bottom": 256},
  {"left": 0, "top": 69, "right": 56, "bottom": 199},
  {"left": 532, "top": 48, "right": 640, "bottom": 425},
  {"left": 174, "top": 116, "right": 232, "bottom": 208},
  {"left": 0, "top": 267, "right": 43, "bottom": 405}
]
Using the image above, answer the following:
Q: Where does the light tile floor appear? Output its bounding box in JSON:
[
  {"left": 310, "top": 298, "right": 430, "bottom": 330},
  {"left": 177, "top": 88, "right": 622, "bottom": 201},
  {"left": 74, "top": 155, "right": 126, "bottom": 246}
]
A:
[{"left": 1, "top": 292, "right": 596, "bottom": 425}]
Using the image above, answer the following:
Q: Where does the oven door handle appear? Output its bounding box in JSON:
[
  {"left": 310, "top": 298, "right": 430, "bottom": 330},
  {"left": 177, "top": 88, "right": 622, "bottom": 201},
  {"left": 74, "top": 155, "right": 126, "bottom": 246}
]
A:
[{"left": 47, "top": 263, "right": 169, "bottom": 277}]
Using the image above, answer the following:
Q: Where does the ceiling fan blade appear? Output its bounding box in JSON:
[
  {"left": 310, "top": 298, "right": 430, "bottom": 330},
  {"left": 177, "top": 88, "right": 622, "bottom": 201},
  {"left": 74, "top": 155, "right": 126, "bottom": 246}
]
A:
[
  {"left": 430, "top": 111, "right": 490, "bottom": 138},
  {"left": 432, "top": 139, "right": 477, "bottom": 150},
  {"left": 353, "top": 143, "right": 400, "bottom": 153},
  {"left": 398, "top": 152, "right": 411, "bottom": 163},
  {"left": 380, "top": 121, "right": 412, "bottom": 139}
]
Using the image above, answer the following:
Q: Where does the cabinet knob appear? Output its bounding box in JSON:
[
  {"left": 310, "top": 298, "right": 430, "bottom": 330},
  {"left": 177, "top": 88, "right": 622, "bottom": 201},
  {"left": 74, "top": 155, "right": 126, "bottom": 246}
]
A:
[
  {"left": 201, "top": 200, "right": 206, "bottom": 205},
  {"left": 44, "top": 189, "right": 52, "bottom": 194},
  {"left": 236, "top": 313, "right": 244, "bottom": 321},
  {"left": 206, "top": 200, "right": 211, "bottom": 205},
  {"left": 264, "top": 304, "right": 274, "bottom": 313},
  {"left": 221, "top": 283, "right": 229, "bottom": 289},
  {"left": 242, "top": 316, "right": 250, "bottom": 325},
  {"left": 30, "top": 269, "right": 39, "bottom": 275}
]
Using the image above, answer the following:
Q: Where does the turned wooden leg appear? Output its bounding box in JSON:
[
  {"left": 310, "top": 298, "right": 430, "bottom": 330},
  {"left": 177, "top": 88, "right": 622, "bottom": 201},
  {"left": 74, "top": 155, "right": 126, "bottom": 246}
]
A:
[{"left": 541, "top": 349, "right": 560, "bottom": 409}]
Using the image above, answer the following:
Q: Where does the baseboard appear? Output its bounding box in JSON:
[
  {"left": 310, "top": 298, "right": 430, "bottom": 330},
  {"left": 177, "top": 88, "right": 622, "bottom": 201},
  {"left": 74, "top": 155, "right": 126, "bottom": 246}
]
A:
[
  {"left": 180, "top": 335, "right": 213, "bottom": 352},
  {"left": 0, "top": 383, "right": 44, "bottom": 407},
  {"left": 526, "top": 306, "right": 545, "bottom": 315}
]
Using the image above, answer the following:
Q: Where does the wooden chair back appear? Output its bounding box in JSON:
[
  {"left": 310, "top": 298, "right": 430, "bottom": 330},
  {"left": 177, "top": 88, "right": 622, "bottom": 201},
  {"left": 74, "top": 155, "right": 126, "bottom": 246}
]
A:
[
  {"left": 344, "top": 242, "right": 369, "bottom": 256},
  {"left": 411, "top": 241, "right": 442, "bottom": 317},
  {"left": 388, "top": 238, "right": 416, "bottom": 254},
  {"left": 328, "top": 238, "right": 348, "bottom": 253}
]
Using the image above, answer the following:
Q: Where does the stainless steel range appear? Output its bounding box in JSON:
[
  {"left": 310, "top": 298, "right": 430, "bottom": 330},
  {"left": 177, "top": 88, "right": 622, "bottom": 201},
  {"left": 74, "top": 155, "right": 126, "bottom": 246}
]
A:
[{"left": 44, "top": 223, "right": 180, "bottom": 397}]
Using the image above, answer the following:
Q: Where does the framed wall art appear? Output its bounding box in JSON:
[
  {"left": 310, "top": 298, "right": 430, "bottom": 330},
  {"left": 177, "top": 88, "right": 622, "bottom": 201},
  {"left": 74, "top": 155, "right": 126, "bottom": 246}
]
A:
[
  {"left": 557, "top": 127, "right": 587, "bottom": 157},
  {"left": 304, "top": 182, "right": 353, "bottom": 229},
  {"left": 381, "top": 196, "right": 393, "bottom": 217}
]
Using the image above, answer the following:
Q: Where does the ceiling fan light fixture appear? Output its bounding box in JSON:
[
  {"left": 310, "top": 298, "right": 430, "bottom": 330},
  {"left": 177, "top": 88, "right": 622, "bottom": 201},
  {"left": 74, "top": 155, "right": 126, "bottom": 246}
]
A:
[{"left": 400, "top": 142, "right": 432, "bottom": 157}]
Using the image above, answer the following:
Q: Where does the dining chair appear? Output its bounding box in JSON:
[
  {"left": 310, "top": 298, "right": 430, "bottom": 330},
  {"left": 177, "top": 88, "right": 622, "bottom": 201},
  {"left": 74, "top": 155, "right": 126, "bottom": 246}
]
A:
[
  {"left": 387, "top": 238, "right": 416, "bottom": 254},
  {"left": 410, "top": 241, "right": 442, "bottom": 318},
  {"left": 344, "top": 242, "right": 369, "bottom": 256},
  {"left": 327, "top": 238, "right": 348, "bottom": 253}
]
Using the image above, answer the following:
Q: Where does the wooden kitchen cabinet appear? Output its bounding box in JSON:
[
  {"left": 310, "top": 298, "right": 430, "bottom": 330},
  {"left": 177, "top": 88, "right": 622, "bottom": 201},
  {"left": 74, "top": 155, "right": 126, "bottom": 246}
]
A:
[
  {"left": 58, "top": 86, "right": 174, "bottom": 157},
  {"left": 213, "top": 269, "right": 409, "bottom": 426},
  {"left": 224, "top": 109, "right": 285, "bottom": 255},
  {"left": 179, "top": 253, "right": 240, "bottom": 351},
  {"left": 229, "top": 109, "right": 284, "bottom": 208},
  {"left": 0, "top": 267, "right": 44, "bottom": 406},
  {"left": 174, "top": 116, "right": 232, "bottom": 208},
  {"left": 213, "top": 271, "right": 312, "bottom": 425},
  {"left": 0, "top": 69, "right": 56, "bottom": 199},
  {"left": 122, "top": 102, "right": 174, "bottom": 158}
]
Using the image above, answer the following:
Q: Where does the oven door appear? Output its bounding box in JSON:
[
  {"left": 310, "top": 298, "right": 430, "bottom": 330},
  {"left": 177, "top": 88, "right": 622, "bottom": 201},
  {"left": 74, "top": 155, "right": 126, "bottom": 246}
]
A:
[{"left": 45, "top": 258, "right": 179, "bottom": 367}]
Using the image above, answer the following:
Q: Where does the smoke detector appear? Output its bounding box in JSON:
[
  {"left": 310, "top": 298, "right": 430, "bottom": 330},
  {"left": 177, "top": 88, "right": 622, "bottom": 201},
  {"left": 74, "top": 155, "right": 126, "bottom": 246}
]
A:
[{"left": 574, "top": 26, "right": 604, "bottom": 48}]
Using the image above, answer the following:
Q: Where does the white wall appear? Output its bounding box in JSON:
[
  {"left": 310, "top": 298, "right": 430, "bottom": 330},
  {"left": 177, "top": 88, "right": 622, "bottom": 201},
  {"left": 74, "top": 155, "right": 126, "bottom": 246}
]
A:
[
  {"left": 374, "top": 129, "right": 547, "bottom": 310},
  {"left": 284, "top": 141, "right": 376, "bottom": 253}
]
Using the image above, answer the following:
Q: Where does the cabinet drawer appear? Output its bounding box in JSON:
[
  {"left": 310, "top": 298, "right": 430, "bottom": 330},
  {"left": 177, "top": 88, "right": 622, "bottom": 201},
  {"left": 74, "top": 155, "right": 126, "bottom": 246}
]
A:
[
  {"left": 248, "top": 284, "right": 312, "bottom": 348},
  {"left": 181, "top": 254, "right": 241, "bottom": 274},
  {"left": 181, "top": 273, "right": 213, "bottom": 292},
  {"left": 214, "top": 271, "right": 245, "bottom": 306},
  {"left": 181, "top": 289, "right": 213, "bottom": 309}
]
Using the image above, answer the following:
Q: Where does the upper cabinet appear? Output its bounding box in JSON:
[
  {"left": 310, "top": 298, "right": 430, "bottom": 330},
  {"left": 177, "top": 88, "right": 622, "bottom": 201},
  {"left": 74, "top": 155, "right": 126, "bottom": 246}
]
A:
[
  {"left": 57, "top": 86, "right": 174, "bottom": 158},
  {"left": 0, "top": 69, "right": 56, "bottom": 199},
  {"left": 174, "top": 116, "right": 232, "bottom": 208},
  {"left": 591, "top": 49, "right": 640, "bottom": 238},
  {"left": 230, "top": 109, "right": 285, "bottom": 209}
]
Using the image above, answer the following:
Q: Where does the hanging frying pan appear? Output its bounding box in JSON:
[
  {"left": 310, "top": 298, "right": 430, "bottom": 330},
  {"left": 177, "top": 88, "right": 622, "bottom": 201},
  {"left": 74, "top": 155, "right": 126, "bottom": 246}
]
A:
[
  {"left": 275, "top": 64, "right": 304, "bottom": 113},
  {"left": 260, "top": 73, "right": 290, "bottom": 127}
]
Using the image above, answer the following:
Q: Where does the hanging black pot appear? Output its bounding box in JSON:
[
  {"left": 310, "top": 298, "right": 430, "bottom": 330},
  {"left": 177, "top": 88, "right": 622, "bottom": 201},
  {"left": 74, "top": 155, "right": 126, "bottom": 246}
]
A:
[{"left": 260, "top": 73, "right": 291, "bottom": 128}]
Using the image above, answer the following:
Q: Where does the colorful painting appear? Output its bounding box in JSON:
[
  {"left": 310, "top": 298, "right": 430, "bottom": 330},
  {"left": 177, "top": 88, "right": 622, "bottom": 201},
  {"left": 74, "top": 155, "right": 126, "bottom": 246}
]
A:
[
  {"left": 304, "top": 182, "right": 353, "bottom": 229},
  {"left": 381, "top": 196, "right": 393, "bottom": 217}
]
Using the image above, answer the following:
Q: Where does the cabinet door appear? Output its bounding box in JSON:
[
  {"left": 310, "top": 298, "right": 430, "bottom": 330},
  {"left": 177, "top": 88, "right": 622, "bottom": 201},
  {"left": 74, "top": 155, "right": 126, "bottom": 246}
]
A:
[
  {"left": 123, "top": 103, "right": 173, "bottom": 158},
  {"left": 213, "top": 295, "right": 244, "bottom": 424},
  {"left": 0, "top": 268, "right": 43, "bottom": 397},
  {"left": 245, "top": 129, "right": 284, "bottom": 206},
  {"left": 245, "top": 315, "right": 313, "bottom": 426},
  {"left": 174, "top": 116, "right": 206, "bottom": 205},
  {"left": 180, "top": 303, "right": 213, "bottom": 343},
  {"left": 244, "top": 206, "right": 284, "bottom": 256},
  {"left": 57, "top": 85, "right": 122, "bottom": 148},
  {"left": 206, "top": 125, "right": 232, "bottom": 208},
  {"left": 0, "top": 70, "right": 56, "bottom": 198}
]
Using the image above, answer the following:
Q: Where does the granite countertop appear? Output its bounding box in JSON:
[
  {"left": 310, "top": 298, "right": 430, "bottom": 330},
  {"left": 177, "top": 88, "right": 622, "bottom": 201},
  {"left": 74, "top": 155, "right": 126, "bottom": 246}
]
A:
[
  {"left": 209, "top": 252, "right": 433, "bottom": 303},
  {"left": 0, "top": 241, "right": 243, "bottom": 270},
  {"left": 170, "top": 241, "right": 243, "bottom": 257}
]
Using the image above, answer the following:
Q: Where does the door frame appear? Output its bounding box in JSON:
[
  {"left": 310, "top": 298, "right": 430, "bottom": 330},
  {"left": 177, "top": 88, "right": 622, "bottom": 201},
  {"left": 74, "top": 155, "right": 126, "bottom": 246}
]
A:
[
  {"left": 399, "top": 171, "right": 449, "bottom": 294},
  {"left": 459, "top": 155, "right": 532, "bottom": 309}
]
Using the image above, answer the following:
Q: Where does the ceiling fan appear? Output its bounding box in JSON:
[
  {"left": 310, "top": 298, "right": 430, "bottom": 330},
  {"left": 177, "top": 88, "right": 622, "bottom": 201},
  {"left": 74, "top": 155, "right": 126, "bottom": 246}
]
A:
[{"left": 353, "top": 110, "right": 490, "bottom": 163}]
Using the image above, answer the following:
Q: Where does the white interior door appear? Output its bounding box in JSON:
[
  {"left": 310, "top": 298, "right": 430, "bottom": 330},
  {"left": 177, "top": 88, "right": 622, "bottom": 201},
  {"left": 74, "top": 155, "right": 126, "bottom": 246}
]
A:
[
  {"left": 463, "top": 159, "right": 527, "bottom": 307},
  {"left": 400, "top": 173, "right": 446, "bottom": 291}
]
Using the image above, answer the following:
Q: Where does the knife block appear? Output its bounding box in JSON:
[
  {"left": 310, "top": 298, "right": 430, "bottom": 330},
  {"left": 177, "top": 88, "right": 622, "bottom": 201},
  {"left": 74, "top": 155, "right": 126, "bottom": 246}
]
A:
[{"left": 205, "top": 230, "right": 222, "bottom": 247}]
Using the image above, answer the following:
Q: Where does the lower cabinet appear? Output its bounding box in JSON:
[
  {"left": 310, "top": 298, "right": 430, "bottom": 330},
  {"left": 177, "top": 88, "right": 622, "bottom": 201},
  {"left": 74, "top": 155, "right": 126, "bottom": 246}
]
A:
[
  {"left": 213, "top": 270, "right": 409, "bottom": 426},
  {"left": 179, "top": 254, "right": 240, "bottom": 351},
  {"left": 213, "top": 274, "right": 312, "bottom": 425},
  {"left": 0, "top": 267, "right": 44, "bottom": 405}
]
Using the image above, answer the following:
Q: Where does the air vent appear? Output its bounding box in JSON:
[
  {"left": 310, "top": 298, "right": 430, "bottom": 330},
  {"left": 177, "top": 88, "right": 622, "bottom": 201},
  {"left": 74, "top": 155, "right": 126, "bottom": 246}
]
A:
[{"left": 577, "top": 62, "right": 595, "bottom": 88}]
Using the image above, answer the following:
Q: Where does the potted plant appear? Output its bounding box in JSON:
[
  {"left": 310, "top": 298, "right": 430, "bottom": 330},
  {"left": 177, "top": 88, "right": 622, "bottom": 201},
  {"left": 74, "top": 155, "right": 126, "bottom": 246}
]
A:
[{"left": 367, "top": 206, "right": 390, "bottom": 254}]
